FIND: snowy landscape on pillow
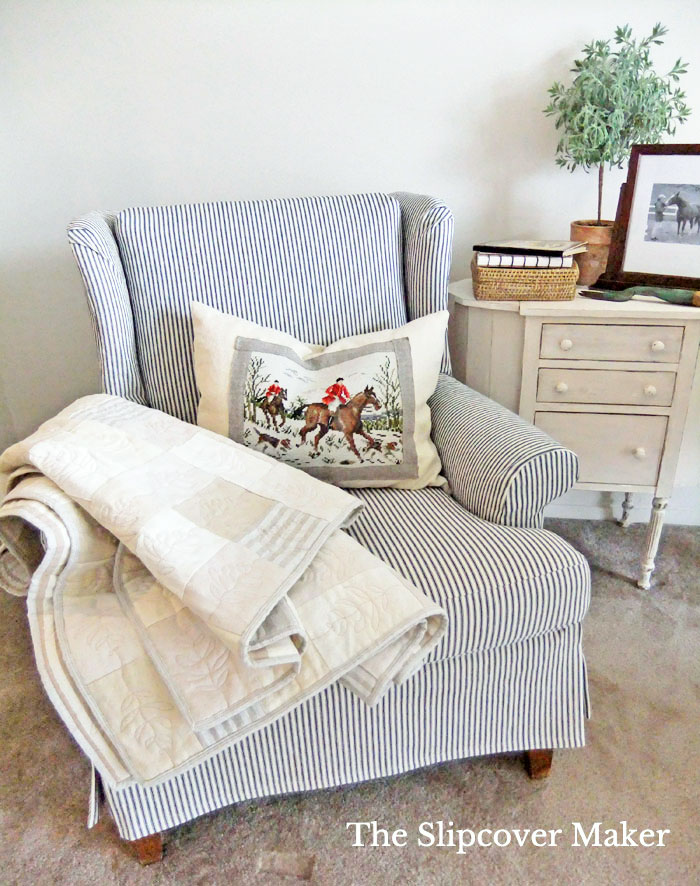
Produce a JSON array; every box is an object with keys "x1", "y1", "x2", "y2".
[{"x1": 240, "y1": 349, "x2": 405, "y2": 467}]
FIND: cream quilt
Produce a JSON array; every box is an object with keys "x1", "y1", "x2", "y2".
[{"x1": 0, "y1": 396, "x2": 446, "y2": 787}]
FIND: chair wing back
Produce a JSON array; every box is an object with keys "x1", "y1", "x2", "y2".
[{"x1": 68, "y1": 192, "x2": 453, "y2": 422}]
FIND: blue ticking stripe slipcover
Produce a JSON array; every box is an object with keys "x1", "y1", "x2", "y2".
[
  {"x1": 393, "y1": 192, "x2": 454, "y2": 374},
  {"x1": 67, "y1": 212, "x2": 148, "y2": 405},
  {"x1": 100, "y1": 487, "x2": 589, "y2": 841},
  {"x1": 430, "y1": 374, "x2": 580, "y2": 529},
  {"x1": 103, "y1": 623, "x2": 589, "y2": 841},
  {"x1": 114, "y1": 194, "x2": 407, "y2": 423},
  {"x1": 347, "y1": 487, "x2": 590, "y2": 663},
  {"x1": 67, "y1": 192, "x2": 454, "y2": 420},
  {"x1": 65, "y1": 192, "x2": 590, "y2": 844}
]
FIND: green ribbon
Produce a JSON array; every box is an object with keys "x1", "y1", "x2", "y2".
[{"x1": 582, "y1": 286, "x2": 700, "y2": 307}]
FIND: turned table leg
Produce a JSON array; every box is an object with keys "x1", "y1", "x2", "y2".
[
  {"x1": 638, "y1": 496, "x2": 668, "y2": 590},
  {"x1": 618, "y1": 492, "x2": 634, "y2": 528},
  {"x1": 128, "y1": 833, "x2": 163, "y2": 865},
  {"x1": 524, "y1": 749, "x2": 553, "y2": 780}
]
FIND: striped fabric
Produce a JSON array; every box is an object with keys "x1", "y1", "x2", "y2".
[
  {"x1": 100, "y1": 487, "x2": 589, "y2": 841},
  {"x1": 393, "y1": 192, "x2": 454, "y2": 374},
  {"x1": 347, "y1": 487, "x2": 589, "y2": 663},
  {"x1": 113, "y1": 194, "x2": 407, "y2": 422},
  {"x1": 430, "y1": 374, "x2": 580, "y2": 529},
  {"x1": 67, "y1": 212, "x2": 147, "y2": 405},
  {"x1": 67, "y1": 193, "x2": 453, "y2": 421},
  {"x1": 103, "y1": 622, "x2": 589, "y2": 841},
  {"x1": 64, "y1": 193, "x2": 590, "y2": 844}
]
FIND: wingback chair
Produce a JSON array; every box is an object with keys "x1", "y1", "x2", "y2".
[{"x1": 67, "y1": 192, "x2": 590, "y2": 863}]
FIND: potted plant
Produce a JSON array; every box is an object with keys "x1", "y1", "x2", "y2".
[{"x1": 544, "y1": 23, "x2": 691, "y2": 284}]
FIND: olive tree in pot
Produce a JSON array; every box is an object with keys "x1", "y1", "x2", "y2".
[{"x1": 545, "y1": 23, "x2": 690, "y2": 285}]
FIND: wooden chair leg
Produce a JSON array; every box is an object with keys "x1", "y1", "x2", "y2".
[
  {"x1": 128, "y1": 832, "x2": 163, "y2": 865},
  {"x1": 524, "y1": 748, "x2": 553, "y2": 780}
]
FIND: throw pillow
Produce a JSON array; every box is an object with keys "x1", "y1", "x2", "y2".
[{"x1": 192, "y1": 302, "x2": 448, "y2": 489}]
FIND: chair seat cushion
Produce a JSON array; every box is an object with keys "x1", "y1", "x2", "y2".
[
  {"x1": 114, "y1": 194, "x2": 407, "y2": 424},
  {"x1": 346, "y1": 487, "x2": 590, "y2": 662}
]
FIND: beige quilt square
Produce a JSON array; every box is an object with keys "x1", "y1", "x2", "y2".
[
  {"x1": 88, "y1": 657, "x2": 203, "y2": 781},
  {"x1": 175, "y1": 478, "x2": 276, "y2": 541},
  {"x1": 61, "y1": 593, "x2": 145, "y2": 684}
]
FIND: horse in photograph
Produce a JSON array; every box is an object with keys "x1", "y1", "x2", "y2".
[
  {"x1": 297, "y1": 386, "x2": 381, "y2": 461},
  {"x1": 667, "y1": 191, "x2": 700, "y2": 235},
  {"x1": 257, "y1": 389, "x2": 288, "y2": 429}
]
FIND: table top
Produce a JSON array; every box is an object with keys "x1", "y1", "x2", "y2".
[{"x1": 449, "y1": 278, "x2": 700, "y2": 321}]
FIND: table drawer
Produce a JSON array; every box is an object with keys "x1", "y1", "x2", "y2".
[
  {"x1": 540, "y1": 324, "x2": 683, "y2": 362},
  {"x1": 537, "y1": 368, "x2": 676, "y2": 406},
  {"x1": 534, "y1": 412, "x2": 667, "y2": 486}
]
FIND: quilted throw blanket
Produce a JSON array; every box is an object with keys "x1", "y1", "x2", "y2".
[{"x1": 0, "y1": 396, "x2": 445, "y2": 787}]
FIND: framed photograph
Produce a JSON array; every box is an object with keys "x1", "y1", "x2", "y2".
[{"x1": 596, "y1": 144, "x2": 700, "y2": 291}]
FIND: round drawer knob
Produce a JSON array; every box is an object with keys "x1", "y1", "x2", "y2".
[
  {"x1": 559, "y1": 339, "x2": 573, "y2": 351},
  {"x1": 644, "y1": 384, "x2": 657, "y2": 396},
  {"x1": 651, "y1": 340, "x2": 665, "y2": 352},
  {"x1": 555, "y1": 382, "x2": 569, "y2": 393},
  {"x1": 634, "y1": 447, "x2": 647, "y2": 460}
]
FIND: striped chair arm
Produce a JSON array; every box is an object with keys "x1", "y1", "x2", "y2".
[
  {"x1": 67, "y1": 212, "x2": 147, "y2": 405},
  {"x1": 429, "y1": 374, "x2": 579, "y2": 528}
]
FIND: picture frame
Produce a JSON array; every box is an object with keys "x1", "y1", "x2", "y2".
[{"x1": 595, "y1": 144, "x2": 700, "y2": 291}]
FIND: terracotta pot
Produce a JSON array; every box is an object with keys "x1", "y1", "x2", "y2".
[{"x1": 570, "y1": 220, "x2": 614, "y2": 286}]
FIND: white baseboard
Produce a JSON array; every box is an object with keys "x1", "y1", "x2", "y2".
[{"x1": 544, "y1": 486, "x2": 700, "y2": 526}]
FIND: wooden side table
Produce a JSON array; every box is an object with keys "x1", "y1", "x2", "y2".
[{"x1": 448, "y1": 279, "x2": 700, "y2": 589}]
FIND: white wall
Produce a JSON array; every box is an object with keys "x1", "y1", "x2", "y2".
[{"x1": 2, "y1": 0, "x2": 700, "y2": 518}]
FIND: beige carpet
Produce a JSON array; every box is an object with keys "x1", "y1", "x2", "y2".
[{"x1": 1, "y1": 518, "x2": 698, "y2": 885}]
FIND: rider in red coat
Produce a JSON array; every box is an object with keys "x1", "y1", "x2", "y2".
[
  {"x1": 322, "y1": 378, "x2": 350, "y2": 407},
  {"x1": 265, "y1": 380, "x2": 282, "y2": 402}
]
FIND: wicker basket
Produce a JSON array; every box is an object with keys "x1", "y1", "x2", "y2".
[{"x1": 471, "y1": 258, "x2": 578, "y2": 301}]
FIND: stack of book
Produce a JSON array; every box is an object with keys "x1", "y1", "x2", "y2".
[{"x1": 471, "y1": 239, "x2": 587, "y2": 301}]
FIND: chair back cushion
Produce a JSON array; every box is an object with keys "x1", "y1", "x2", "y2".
[{"x1": 114, "y1": 194, "x2": 407, "y2": 422}]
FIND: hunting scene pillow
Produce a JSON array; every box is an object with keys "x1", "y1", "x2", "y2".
[{"x1": 192, "y1": 303, "x2": 448, "y2": 489}]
